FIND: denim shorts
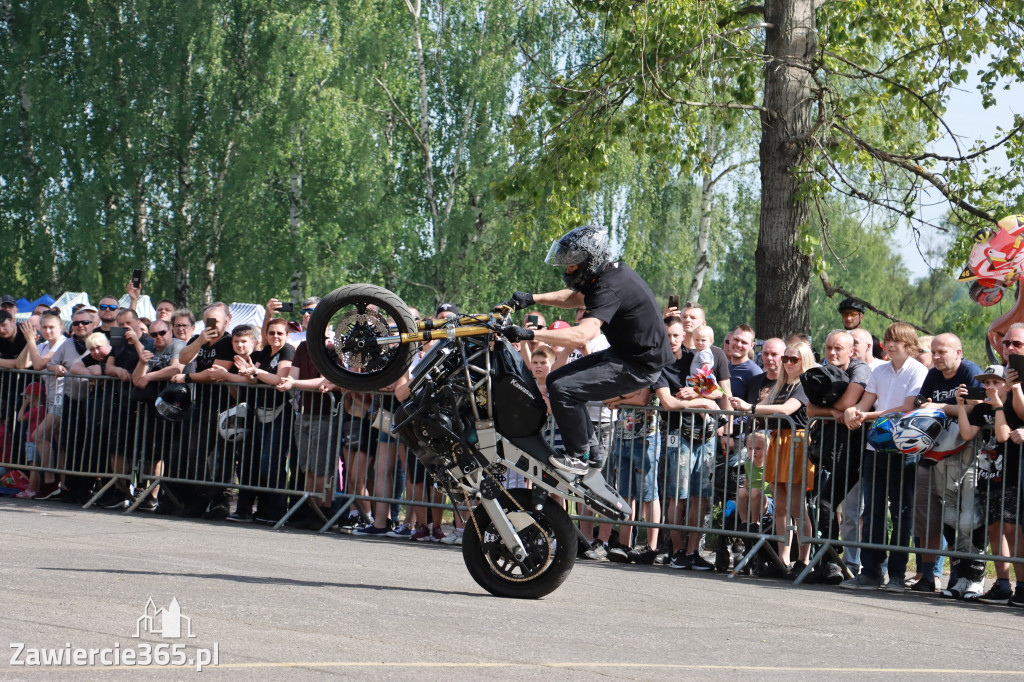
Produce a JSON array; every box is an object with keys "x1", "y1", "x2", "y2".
[
  {"x1": 611, "y1": 433, "x2": 660, "y2": 502},
  {"x1": 661, "y1": 429, "x2": 716, "y2": 500}
]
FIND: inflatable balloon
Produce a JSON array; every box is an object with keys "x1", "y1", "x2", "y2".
[{"x1": 959, "y1": 215, "x2": 1024, "y2": 306}]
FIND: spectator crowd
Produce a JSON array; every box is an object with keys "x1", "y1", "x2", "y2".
[{"x1": 1, "y1": 284, "x2": 1023, "y2": 609}]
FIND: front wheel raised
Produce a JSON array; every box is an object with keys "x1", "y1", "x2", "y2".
[
  {"x1": 462, "y1": 487, "x2": 576, "y2": 599},
  {"x1": 306, "y1": 284, "x2": 417, "y2": 392}
]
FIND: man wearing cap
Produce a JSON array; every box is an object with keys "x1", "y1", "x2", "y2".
[
  {"x1": 838, "y1": 297, "x2": 885, "y2": 361},
  {"x1": 0, "y1": 295, "x2": 17, "y2": 317}
]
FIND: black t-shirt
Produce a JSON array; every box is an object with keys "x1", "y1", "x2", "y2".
[
  {"x1": 111, "y1": 334, "x2": 155, "y2": 372},
  {"x1": 967, "y1": 403, "x2": 1022, "y2": 487},
  {"x1": 189, "y1": 333, "x2": 235, "y2": 372},
  {"x1": 0, "y1": 327, "x2": 27, "y2": 359},
  {"x1": 582, "y1": 262, "x2": 674, "y2": 372},
  {"x1": 652, "y1": 348, "x2": 695, "y2": 395},
  {"x1": 248, "y1": 344, "x2": 296, "y2": 410},
  {"x1": 917, "y1": 360, "x2": 983, "y2": 405}
]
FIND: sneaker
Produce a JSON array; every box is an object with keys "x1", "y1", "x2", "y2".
[
  {"x1": 40, "y1": 486, "x2": 72, "y2": 502},
  {"x1": 431, "y1": 525, "x2": 446, "y2": 542},
  {"x1": 627, "y1": 544, "x2": 658, "y2": 565},
  {"x1": 440, "y1": 528, "x2": 464, "y2": 545},
  {"x1": 690, "y1": 552, "x2": 715, "y2": 571},
  {"x1": 910, "y1": 576, "x2": 938, "y2": 593},
  {"x1": 410, "y1": 524, "x2": 431, "y2": 541},
  {"x1": 840, "y1": 573, "x2": 882, "y2": 590},
  {"x1": 804, "y1": 561, "x2": 844, "y2": 585},
  {"x1": 784, "y1": 560, "x2": 808, "y2": 581},
  {"x1": 386, "y1": 523, "x2": 413, "y2": 538},
  {"x1": 336, "y1": 513, "x2": 364, "y2": 534},
  {"x1": 962, "y1": 579, "x2": 985, "y2": 601},
  {"x1": 153, "y1": 501, "x2": 178, "y2": 516},
  {"x1": 1010, "y1": 586, "x2": 1024, "y2": 607},
  {"x1": 883, "y1": 576, "x2": 907, "y2": 593},
  {"x1": 607, "y1": 545, "x2": 631, "y2": 563},
  {"x1": 977, "y1": 583, "x2": 1013, "y2": 605},
  {"x1": 204, "y1": 502, "x2": 231, "y2": 520},
  {"x1": 227, "y1": 509, "x2": 254, "y2": 523},
  {"x1": 548, "y1": 452, "x2": 589, "y2": 476},
  {"x1": 36, "y1": 480, "x2": 59, "y2": 498},
  {"x1": 756, "y1": 562, "x2": 789, "y2": 579},
  {"x1": 15, "y1": 489, "x2": 37, "y2": 499},
  {"x1": 669, "y1": 550, "x2": 693, "y2": 569},
  {"x1": 942, "y1": 577, "x2": 969, "y2": 599},
  {"x1": 99, "y1": 491, "x2": 130, "y2": 509},
  {"x1": 583, "y1": 540, "x2": 608, "y2": 561},
  {"x1": 352, "y1": 524, "x2": 390, "y2": 537},
  {"x1": 136, "y1": 496, "x2": 158, "y2": 512}
]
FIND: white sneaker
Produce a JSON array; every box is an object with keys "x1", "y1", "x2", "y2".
[
  {"x1": 943, "y1": 577, "x2": 969, "y2": 599},
  {"x1": 963, "y1": 579, "x2": 985, "y2": 601},
  {"x1": 440, "y1": 528, "x2": 464, "y2": 545}
]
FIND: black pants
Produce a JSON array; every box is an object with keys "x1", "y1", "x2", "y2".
[
  {"x1": 812, "y1": 422, "x2": 863, "y2": 549},
  {"x1": 547, "y1": 348, "x2": 662, "y2": 457}
]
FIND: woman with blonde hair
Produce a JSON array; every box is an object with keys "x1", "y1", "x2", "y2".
[{"x1": 731, "y1": 341, "x2": 815, "y2": 578}]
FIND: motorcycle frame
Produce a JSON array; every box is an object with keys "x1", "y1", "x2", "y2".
[{"x1": 393, "y1": 314, "x2": 629, "y2": 525}]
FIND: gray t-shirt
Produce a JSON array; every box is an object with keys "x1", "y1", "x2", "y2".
[
  {"x1": 147, "y1": 339, "x2": 185, "y2": 373},
  {"x1": 49, "y1": 338, "x2": 90, "y2": 401}
]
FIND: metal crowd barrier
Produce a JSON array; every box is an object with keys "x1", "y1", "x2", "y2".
[
  {"x1": 0, "y1": 368, "x2": 341, "y2": 529},
  {"x1": 1, "y1": 368, "x2": 137, "y2": 507},
  {"x1": 12, "y1": 360, "x2": 1022, "y2": 594},
  {"x1": 801, "y1": 415, "x2": 1024, "y2": 585}
]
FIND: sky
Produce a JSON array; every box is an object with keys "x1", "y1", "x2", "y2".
[{"x1": 892, "y1": 69, "x2": 1023, "y2": 279}]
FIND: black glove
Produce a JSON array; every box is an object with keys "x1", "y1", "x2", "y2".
[
  {"x1": 502, "y1": 325, "x2": 535, "y2": 343},
  {"x1": 507, "y1": 292, "x2": 535, "y2": 311}
]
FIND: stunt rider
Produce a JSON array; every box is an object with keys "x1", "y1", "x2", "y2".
[{"x1": 503, "y1": 225, "x2": 675, "y2": 476}]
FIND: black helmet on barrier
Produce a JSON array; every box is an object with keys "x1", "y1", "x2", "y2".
[
  {"x1": 545, "y1": 225, "x2": 611, "y2": 292},
  {"x1": 155, "y1": 384, "x2": 193, "y2": 422}
]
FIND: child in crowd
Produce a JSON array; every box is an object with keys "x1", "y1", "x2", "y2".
[
  {"x1": 737, "y1": 431, "x2": 773, "y2": 527},
  {"x1": 689, "y1": 325, "x2": 723, "y2": 398},
  {"x1": 16, "y1": 382, "x2": 47, "y2": 499}
]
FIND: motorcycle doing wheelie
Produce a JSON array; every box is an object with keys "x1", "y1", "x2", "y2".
[{"x1": 307, "y1": 284, "x2": 631, "y2": 599}]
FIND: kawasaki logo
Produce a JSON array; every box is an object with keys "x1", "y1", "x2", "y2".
[{"x1": 508, "y1": 378, "x2": 534, "y2": 399}]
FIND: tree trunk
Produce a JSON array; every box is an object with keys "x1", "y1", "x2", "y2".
[
  {"x1": 687, "y1": 127, "x2": 715, "y2": 303},
  {"x1": 755, "y1": 0, "x2": 815, "y2": 338}
]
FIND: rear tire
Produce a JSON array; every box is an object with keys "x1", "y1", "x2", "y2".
[
  {"x1": 306, "y1": 284, "x2": 417, "y2": 392},
  {"x1": 462, "y1": 487, "x2": 576, "y2": 599}
]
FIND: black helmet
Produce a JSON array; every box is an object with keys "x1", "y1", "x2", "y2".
[
  {"x1": 837, "y1": 297, "x2": 865, "y2": 313},
  {"x1": 544, "y1": 225, "x2": 611, "y2": 292},
  {"x1": 155, "y1": 384, "x2": 193, "y2": 422}
]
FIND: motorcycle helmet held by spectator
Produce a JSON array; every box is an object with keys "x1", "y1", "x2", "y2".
[
  {"x1": 892, "y1": 408, "x2": 947, "y2": 456},
  {"x1": 218, "y1": 403, "x2": 248, "y2": 442},
  {"x1": 544, "y1": 225, "x2": 611, "y2": 292},
  {"x1": 867, "y1": 412, "x2": 901, "y2": 451},
  {"x1": 155, "y1": 384, "x2": 193, "y2": 422},
  {"x1": 800, "y1": 364, "x2": 849, "y2": 407}
]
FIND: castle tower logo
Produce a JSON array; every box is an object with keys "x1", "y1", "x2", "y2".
[{"x1": 134, "y1": 598, "x2": 196, "y2": 639}]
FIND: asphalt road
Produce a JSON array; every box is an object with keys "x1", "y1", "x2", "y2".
[{"x1": 2, "y1": 497, "x2": 1022, "y2": 680}]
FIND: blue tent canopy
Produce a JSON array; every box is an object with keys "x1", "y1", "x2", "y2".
[
  {"x1": 16, "y1": 298, "x2": 33, "y2": 313},
  {"x1": 32, "y1": 294, "x2": 55, "y2": 308}
]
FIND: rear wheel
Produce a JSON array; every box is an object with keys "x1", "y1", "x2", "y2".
[
  {"x1": 306, "y1": 284, "x2": 417, "y2": 392},
  {"x1": 462, "y1": 487, "x2": 576, "y2": 599}
]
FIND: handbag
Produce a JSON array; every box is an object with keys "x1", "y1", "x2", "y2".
[{"x1": 371, "y1": 407, "x2": 393, "y2": 433}]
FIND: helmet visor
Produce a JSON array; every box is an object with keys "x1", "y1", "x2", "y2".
[{"x1": 544, "y1": 238, "x2": 586, "y2": 267}]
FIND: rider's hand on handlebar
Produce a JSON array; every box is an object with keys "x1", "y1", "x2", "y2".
[
  {"x1": 502, "y1": 325, "x2": 535, "y2": 343},
  {"x1": 507, "y1": 292, "x2": 535, "y2": 311}
]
